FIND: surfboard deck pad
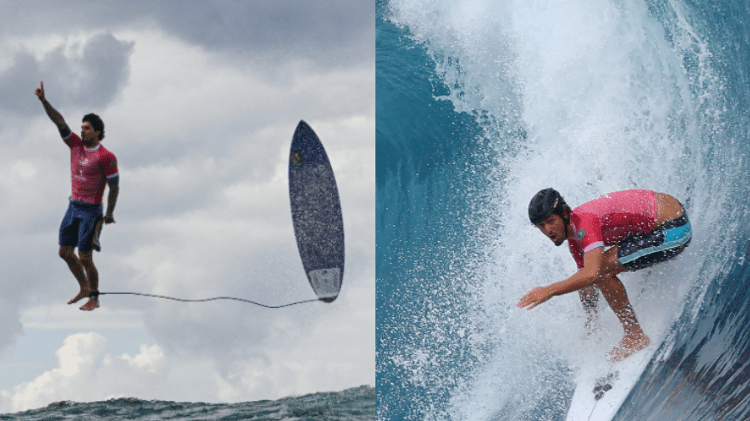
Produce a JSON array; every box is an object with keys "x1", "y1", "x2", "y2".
[{"x1": 566, "y1": 343, "x2": 657, "y2": 421}]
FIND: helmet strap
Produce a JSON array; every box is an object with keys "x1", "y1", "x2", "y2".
[{"x1": 558, "y1": 207, "x2": 571, "y2": 240}]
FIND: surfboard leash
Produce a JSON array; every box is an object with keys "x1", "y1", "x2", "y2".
[{"x1": 90, "y1": 291, "x2": 320, "y2": 309}]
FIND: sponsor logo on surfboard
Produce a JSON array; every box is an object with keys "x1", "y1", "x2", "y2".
[{"x1": 290, "y1": 150, "x2": 302, "y2": 167}]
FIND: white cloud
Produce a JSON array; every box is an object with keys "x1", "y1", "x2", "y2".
[
  {"x1": 215, "y1": 282, "x2": 376, "y2": 402},
  {"x1": 1, "y1": 332, "x2": 168, "y2": 413}
]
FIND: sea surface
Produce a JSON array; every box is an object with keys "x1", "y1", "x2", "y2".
[
  {"x1": 0, "y1": 386, "x2": 374, "y2": 421},
  {"x1": 377, "y1": 0, "x2": 750, "y2": 420}
]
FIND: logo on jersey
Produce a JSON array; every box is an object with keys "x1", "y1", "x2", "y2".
[
  {"x1": 576, "y1": 228, "x2": 586, "y2": 241},
  {"x1": 74, "y1": 168, "x2": 87, "y2": 181}
]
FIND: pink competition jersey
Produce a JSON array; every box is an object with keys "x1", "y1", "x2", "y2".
[
  {"x1": 568, "y1": 190, "x2": 657, "y2": 268},
  {"x1": 64, "y1": 132, "x2": 118, "y2": 204}
]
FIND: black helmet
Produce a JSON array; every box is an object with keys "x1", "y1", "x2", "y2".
[{"x1": 528, "y1": 188, "x2": 566, "y2": 224}]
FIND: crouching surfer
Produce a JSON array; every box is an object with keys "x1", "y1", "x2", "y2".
[{"x1": 517, "y1": 189, "x2": 691, "y2": 361}]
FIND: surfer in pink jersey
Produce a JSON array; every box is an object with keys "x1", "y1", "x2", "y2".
[
  {"x1": 518, "y1": 189, "x2": 692, "y2": 361},
  {"x1": 35, "y1": 81, "x2": 119, "y2": 311}
]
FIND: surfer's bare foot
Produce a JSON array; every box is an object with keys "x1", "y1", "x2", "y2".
[
  {"x1": 608, "y1": 332, "x2": 650, "y2": 362},
  {"x1": 79, "y1": 297, "x2": 100, "y2": 311},
  {"x1": 68, "y1": 289, "x2": 91, "y2": 305}
]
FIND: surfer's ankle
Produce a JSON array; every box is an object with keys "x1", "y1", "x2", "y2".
[
  {"x1": 67, "y1": 289, "x2": 91, "y2": 304},
  {"x1": 608, "y1": 333, "x2": 650, "y2": 361},
  {"x1": 626, "y1": 331, "x2": 649, "y2": 345}
]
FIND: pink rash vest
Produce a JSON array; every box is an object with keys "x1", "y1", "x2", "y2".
[
  {"x1": 64, "y1": 132, "x2": 119, "y2": 204},
  {"x1": 568, "y1": 190, "x2": 658, "y2": 269}
]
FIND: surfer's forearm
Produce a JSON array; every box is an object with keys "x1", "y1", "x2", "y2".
[
  {"x1": 39, "y1": 98, "x2": 64, "y2": 125},
  {"x1": 105, "y1": 179, "x2": 119, "y2": 220},
  {"x1": 549, "y1": 247, "x2": 607, "y2": 297},
  {"x1": 39, "y1": 98, "x2": 69, "y2": 134},
  {"x1": 519, "y1": 269, "x2": 601, "y2": 309},
  {"x1": 549, "y1": 270, "x2": 599, "y2": 297}
]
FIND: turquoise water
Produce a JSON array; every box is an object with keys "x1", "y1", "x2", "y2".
[{"x1": 377, "y1": 0, "x2": 750, "y2": 419}]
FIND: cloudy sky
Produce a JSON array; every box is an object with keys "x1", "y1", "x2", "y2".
[{"x1": 0, "y1": 0, "x2": 374, "y2": 413}]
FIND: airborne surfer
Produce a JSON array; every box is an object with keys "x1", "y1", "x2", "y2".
[
  {"x1": 35, "y1": 81, "x2": 119, "y2": 311},
  {"x1": 518, "y1": 189, "x2": 691, "y2": 361}
]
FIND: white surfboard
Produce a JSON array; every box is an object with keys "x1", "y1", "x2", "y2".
[{"x1": 565, "y1": 343, "x2": 657, "y2": 421}]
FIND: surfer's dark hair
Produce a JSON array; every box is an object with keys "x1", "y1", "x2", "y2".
[{"x1": 83, "y1": 113, "x2": 105, "y2": 140}]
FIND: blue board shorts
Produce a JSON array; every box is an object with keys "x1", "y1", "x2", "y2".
[
  {"x1": 617, "y1": 211, "x2": 692, "y2": 271},
  {"x1": 59, "y1": 199, "x2": 103, "y2": 252}
]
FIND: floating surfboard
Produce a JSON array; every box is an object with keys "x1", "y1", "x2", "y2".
[
  {"x1": 566, "y1": 343, "x2": 657, "y2": 421},
  {"x1": 288, "y1": 120, "x2": 345, "y2": 302}
]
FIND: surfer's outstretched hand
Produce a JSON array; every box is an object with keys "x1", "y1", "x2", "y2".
[{"x1": 518, "y1": 286, "x2": 553, "y2": 309}]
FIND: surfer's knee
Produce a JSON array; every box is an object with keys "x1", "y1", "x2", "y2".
[
  {"x1": 597, "y1": 272, "x2": 616, "y2": 286},
  {"x1": 59, "y1": 246, "x2": 76, "y2": 261},
  {"x1": 596, "y1": 274, "x2": 627, "y2": 299},
  {"x1": 78, "y1": 250, "x2": 94, "y2": 267}
]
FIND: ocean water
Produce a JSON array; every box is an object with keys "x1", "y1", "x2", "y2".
[
  {"x1": 376, "y1": 0, "x2": 750, "y2": 420},
  {"x1": 0, "y1": 386, "x2": 374, "y2": 420}
]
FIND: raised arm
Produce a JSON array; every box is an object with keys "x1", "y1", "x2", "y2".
[{"x1": 34, "y1": 81, "x2": 70, "y2": 137}]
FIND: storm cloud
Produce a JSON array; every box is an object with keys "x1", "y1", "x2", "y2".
[
  {"x1": 0, "y1": 32, "x2": 133, "y2": 115},
  {"x1": 0, "y1": 1, "x2": 373, "y2": 67}
]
